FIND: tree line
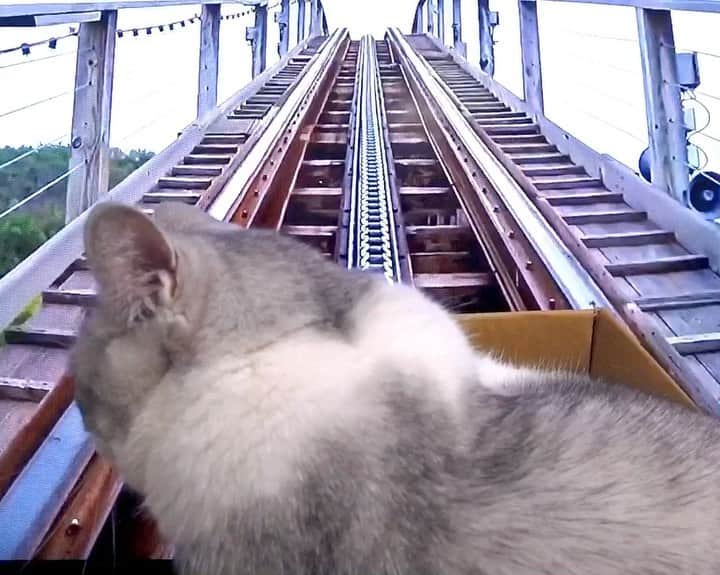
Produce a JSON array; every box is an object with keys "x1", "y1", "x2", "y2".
[{"x1": 0, "y1": 145, "x2": 153, "y2": 278}]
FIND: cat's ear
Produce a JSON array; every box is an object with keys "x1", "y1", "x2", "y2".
[{"x1": 85, "y1": 202, "x2": 177, "y2": 325}]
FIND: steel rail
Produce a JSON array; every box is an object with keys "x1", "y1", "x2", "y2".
[
  {"x1": 208, "y1": 29, "x2": 347, "y2": 220},
  {"x1": 388, "y1": 28, "x2": 610, "y2": 312}
]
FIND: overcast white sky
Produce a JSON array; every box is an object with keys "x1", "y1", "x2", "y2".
[{"x1": 1, "y1": 0, "x2": 719, "y2": 177}]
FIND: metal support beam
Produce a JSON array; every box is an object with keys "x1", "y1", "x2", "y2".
[
  {"x1": 478, "y1": 0, "x2": 495, "y2": 75},
  {"x1": 452, "y1": 0, "x2": 466, "y2": 57},
  {"x1": 310, "y1": 0, "x2": 321, "y2": 36},
  {"x1": 65, "y1": 10, "x2": 117, "y2": 222},
  {"x1": 427, "y1": 0, "x2": 437, "y2": 35},
  {"x1": 277, "y1": 0, "x2": 289, "y2": 57},
  {"x1": 248, "y1": 4, "x2": 267, "y2": 78},
  {"x1": 437, "y1": 0, "x2": 445, "y2": 43},
  {"x1": 322, "y1": 8, "x2": 328, "y2": 35},
  {"x1": 636, "y1": 8, "x2": 689, "y2": 203},
  {"x1": 518, "y1": 0, "x2": 544, "y2": 113},
  {"x1": 196, "y1": 3, "x2": 220, "y2": 118},
  {"x1": 297, "y1": 0, "x2": 306, "y2": 42}
]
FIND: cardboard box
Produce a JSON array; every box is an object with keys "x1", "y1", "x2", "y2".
[{"x1": 457, "y1": 309, "x2": 693, "y2": 408}]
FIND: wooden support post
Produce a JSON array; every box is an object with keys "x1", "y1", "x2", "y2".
[
  {"x1": 249, "y1": 4, "x2": 267, "y2": 78},
  {"x1": 310, "y1": 0, "x2": 321, "y2": 36},
  {"x1": 297, "y1": 0, "x2": 306, "y2": 42},
  {"x1": 452, "y1": 0, "x2": 466, "y2": 57},
  {"x1": 277, "y1": 0, "x2": 290, "y2": 57},
  {"x1": 415, "y1": 0, "x2": 426, "y2": 35},
  {"x1": 518, "y1": 0, "x2": 544, "y2": 113},
  {"x1": 322, "y1": 7, "x2": 329, "y2": 35},
  {"x1": 66, "y1": 10, "x2": 117, "y2": 222},
  {"x1": 437, "y1": 0, "x2": 445, "y2": 43},
  {"x1": 636, "y1": 8, "x2": 689, "y2": 203},
  {"x1": 196, "y1": 3, "x2": 220, "y2": 118},
  {"x1": 478, "y1": 0, "x2": 495, "y2": 75},
  {"x1": 427, "y1": 0, "x2": 437, "y2": 35}
]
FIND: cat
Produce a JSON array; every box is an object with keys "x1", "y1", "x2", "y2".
[{"x1": 71, "y1": 200, "x2": 720, "y2": 575}]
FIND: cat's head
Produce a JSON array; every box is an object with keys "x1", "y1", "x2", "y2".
[{"x1": 70, "y1": 201, "x2": 371, "y2": 456}]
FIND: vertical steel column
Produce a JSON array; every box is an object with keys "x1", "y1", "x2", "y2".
[
  {"x1": 66, "y1": 10, "x2": 117, "y2": 222},
  {"x1": 297, "y1": 0, "x2": 306, "y2": 42},
  {"x1": 196, "y1": 3, "x2": 221, "y2": 118},
  {"x1": 248, "y1": 4, "x2": 267, "y2": 78},
  {"x1": 478, "y1": 0, "x2": 495, "y2": 75},
  {"x1": 277, "y1": 0, "x2": 290, "y2": 57},
  {"x1": 437, "y1": 0, "x2": 445, "y2": 43},
  {"x1": 452, "y1": 0, "x2": 466, "y2": 57},
  {"x1": 637, "y1": 8, "x2": 689, "y2": 203},
  {"x1": 518, "y1": 0, "x2": 544, "y2": 113}
]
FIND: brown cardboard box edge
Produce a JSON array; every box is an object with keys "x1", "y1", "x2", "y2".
[{"x1": 457, "y1": 309, "x2": 693, "y2": 408}]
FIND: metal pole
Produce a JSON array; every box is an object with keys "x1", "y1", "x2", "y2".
[
  {"x1": 452, "y1": 0, "x2": 466, "y2": 57},
  {"x1": 518, "y1": 0, "x2": 544, "y2": 113},
  {"x1": 196, "y1": 3, "x2": 220, "y2": 118},
  {"x1": 637, "y1": 8, "x2": 689, "y2": 203},
  {"x1": 277, "y1": 0, "x2": 290, "y2": 57},
  {"x1": 66, "y1": 10, "x2": 117, "y2": 222},
  {"x1": 478, "y1": 0, "x2": 495, "y2": 75},
  {"x1": 297, "y1": 0, "x2": 306, "y2": 42}
]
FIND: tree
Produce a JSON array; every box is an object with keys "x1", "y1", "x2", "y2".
[{"x1": 0, "y1": 145, "x2": 154, "y2": 278}]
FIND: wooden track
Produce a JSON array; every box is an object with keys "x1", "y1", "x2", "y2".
[{"x1": 405, "y1": 33, "x2": 720, "y2": 410}]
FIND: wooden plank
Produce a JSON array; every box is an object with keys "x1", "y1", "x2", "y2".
[
  {"x1": 636, "y1": 290, "x2": 720, "y2": 311},
  {"x1": 65, "y1": 10, "x2": 117, "y2": 222},
  {"x1": 636, "y1": 8, "x2": 688, "y2": 202},
  {"x1": 532, "y1": 175, "x2": 602, "y2": 190},
  {"x1": 3, "y1": 327, "x2": 77, "y2": 348},
  {"x1": 197, "y1": 3, "x2": 220, "y2": 117},
  {"x1": 605, "y1": 254, "x2": 709, "y2": 276},
  {"x1": 518, "y1": 0, "x2": 543, "y2": 113},
  {"x1": 563, "y1": 209, "x2": 647, "y2": 225},
  {"x1": 42, "y1": 288, "x2": 96, "y2": 306},
  {"x1": 414, "y1": 272, "x2": 492, "y2": 289},
  {"x1": 545, "y1": 191, "x2": 622, "y2": 205},
  {"x1": 668, "y1": 333, "x2": 720, "y2": 355},
  {"x1": 157, "y1": 175, "x2": 212, "y2": 189},
  {"x1": 0, "y1": 377, "x2": 52, "y2": 402},
  {"x1": 582, "y1": 229, "x2": 674, "y2": 247}
]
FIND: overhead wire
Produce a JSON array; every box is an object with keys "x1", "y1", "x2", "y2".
[
  {"x1": 0, "y1": 163, "x2": 82, "y2": 222},
  {"x1": 0, "y1": 132, "x2": 70, "y2": 172},
  {"x1": 0, "y1": 83, "x2": 89, "y2": 121}
]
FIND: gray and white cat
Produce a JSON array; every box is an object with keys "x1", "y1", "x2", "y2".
[{"x1": 71, "y1": 201, "x2": 720, "y2": 575}]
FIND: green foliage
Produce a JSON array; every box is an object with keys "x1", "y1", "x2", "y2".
[{"x1": 0, "y1": 145, "x2": 154, "y2": 279}]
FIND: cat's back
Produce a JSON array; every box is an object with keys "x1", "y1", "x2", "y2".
[{"x1": 457, "y1": 375, "x2": 720, "y2": 575}]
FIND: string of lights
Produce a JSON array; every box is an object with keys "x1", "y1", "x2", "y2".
[{"x1": 0, "y1": 30, "x2": 78, "y2": 57}]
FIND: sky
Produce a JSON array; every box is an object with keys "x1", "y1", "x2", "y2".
[{"x1": 1, "y1": 0, "x2": 720, "y2": 183}]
